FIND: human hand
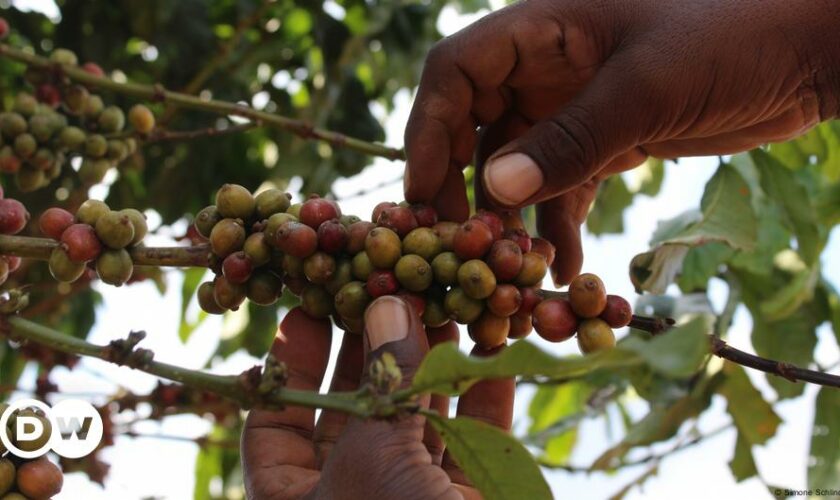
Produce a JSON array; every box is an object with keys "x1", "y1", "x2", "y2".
[
  {"x1": 241, "y1": 298, "x2": 514, "y2": 499},
  {"x1": 403, "y1": 0, "x2": 840, "y2": 284}
]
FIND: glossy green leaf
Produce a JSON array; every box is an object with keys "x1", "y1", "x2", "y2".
[
  {"x1": 808, "y1": 387, "x2": 840, "y2": 489},
  {"x1": 718, "y1": 364, "x2": 781, "y2": 445},
  {"x1": 620, "y1": 317, "x2": 709, "y2": 378},
  {"x1": 428, "y1": 415, "x2": 551, "y2": 500}
]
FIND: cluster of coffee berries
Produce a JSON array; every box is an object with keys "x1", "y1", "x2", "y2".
[
  {"x1": 0, "y1": 405, "x2": 64, "y2": 499},
  {"x1": 0, "y1": 191, "x2": 27, "y2": 287},
  {"x1": 532, "y1": 274, "x2": 631, "y2": 353},
  {"x1": 39, "y1": 199, "x2": 148, "y2": 286},
  {"x1": 0, "y1": 44, "x2": 155, "y2": 191}
]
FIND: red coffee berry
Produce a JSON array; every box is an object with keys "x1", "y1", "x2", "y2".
[
  {"x1": 518, "y1": 287, "x2": 542, "y2": 314},
  {"x1": 36, "y1": 83, "x2": 61, "y2": 108},
  {"x1": 82, "y1": 62, "x2": 105, "y2": 77},
  {"x1": 317, "y1": 218, "x2": 348, "y2": 254},
  {"x1": 299, "y1": 197, "x2": 341, "y2": 229},
  {"x1": 486, "y1": 239, "x2": 523, "y2": 282},
  {"x1": 377, "y1": 206, "x2": 418, "y2": 237},
  {"x1": 433, "y1": 221, "x2": 460, "y2": 251},
  {"x1": 0, "y1": 18, "x2": 8, "y2": 40},
  {"x1": 532, "y1": 299, "x2": 578, "y2": 342},
  {"x1": 222, "y1": 251, "x2": 253, "y2": 284},
  {"x1": 366, "y1": 269, "x2": 399, "y2": 298},
  {"x1": 274, "y1": 221, "x2": 318, "y2": 258},
  {"x1": 371, "y1": 201, "x2": 397, "y2": 222},
  {"x1": 508, "y1": 311, "x2": 533, "y2": 339},
  {"x1": 569, "y1": 273, "x2": 608, "y2": 318},
  {"x1": 600, "y1": 294, "x2": 633, "y2": 328},
  {"x1": 471, "y1": 210, "x2": 504, "y2": 240},
  {"x1": 452, "y1": 220, "x2": 494, "y2": 260},
  {"x1": 503, "y1": 228, "x2": 532, "y2": 253},
  {"x1": 345, "y1": 220, "x2": 375, "y2": 254},
  {"x1": 0, "y1": 198, "x2": 30, "y2": 234},
  {"x1": 4, "y1": 255, "x2": 21, "y2": 272},
  {"x1": 468, "y1": 311, "x2": 510, "y2": 349},
  {"x1": 396, "y1": 290, "x2": 426, "y2": 317},
  {"x1": 487, "y1": 284, "x2": 522, "y2": 317},
  {"x1": 409, "y1": 204, "x2": 438, "y2": 227},
  {"x1": 39, "y1": 207, "x2": 75, "y2": 240},
  {"x1": 531, "y1": 237, "x2": 556, "y2": 267},
  {"x1": 60, "y1": 223, "x2": 102, "y2": 262}
]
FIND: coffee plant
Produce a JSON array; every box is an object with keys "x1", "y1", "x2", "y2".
[{"x1": 0, "y1": 3, "x2": 838, "y2": 499}]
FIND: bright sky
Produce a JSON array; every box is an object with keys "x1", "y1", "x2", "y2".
[{"x1": 8, "y1": 2, "x2": 840, "y2": 499}]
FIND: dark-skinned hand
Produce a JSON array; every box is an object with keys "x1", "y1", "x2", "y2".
[
  {"x1": 404, "y1": 0, "x2": 840, "y2": 285},
  {"x1": 242, "y1": 297, "x2": 513, "y2": 499}
]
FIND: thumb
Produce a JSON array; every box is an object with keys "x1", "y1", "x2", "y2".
[
  {"x1": 481, "y1": 65, "x2": 647, "y2": 208},
  {"x1": 361, "y1": 295, "x2": 429, "y2": 393}
]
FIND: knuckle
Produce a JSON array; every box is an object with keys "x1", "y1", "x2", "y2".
[{"x1": 538, "y1": 106, "x2": 604, "y2": 178}]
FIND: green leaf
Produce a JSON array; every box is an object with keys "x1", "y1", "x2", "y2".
[
  {"x1": 527, "y1": 383, "x2": 588, "y2": 465},
  {"x1": 620, "y1": 317, "x2": 709, "y2": 378},
  {"x1": 587, "y1": 175, "x2": 633, "y2": 235},
  {"x1": 729, "y1": 431, "x2": 758, "y2": 482},
  {"x1": 808, "y1": 387, "x2": 840, "y2": 489},
  {"x1": 412, "y1": 340, "x2": 643, "y2": 396},
  {"x1": 718, "y1": 364, "x2": 781, "y2": 445},
  {"x1": 677, "y1": 243, "x2": 735, "y2": 293},
  {"x1": 428, "y1": 415, "x2": 551, "y2": 500},
  {"x1": 193, "y1": 437, "x2": 222, "y2": 500},
  {"x1": 750, "y1": 149, "x2": 821, "y2": 264},
  {"x1": 759, "y1": 264, "x2": 820, "y2": 321},
  {"x1": 179, "y1": 268, "x2": 209, "y2": 343},
  {"x1": 633, "y1": 157, "x2": 665, "y2": 196}
]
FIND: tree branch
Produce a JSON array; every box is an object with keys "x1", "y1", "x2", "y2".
[{"x1": 0, "y1": 44, "x2": 405, "y2": 161}]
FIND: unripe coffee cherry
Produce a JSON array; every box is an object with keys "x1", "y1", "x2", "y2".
[
  {"x1": 340, "y1": 215, "x2": 361, "y2": 227},
  {"x1": 325, "y1": 258, "x2": 353, "y2": 295},
  {"x1": 286, "y1": 203, "x2": 302, "y2": 218},
  {"x1": 457, "y1": 259, "x2": 496, "y2": 299},
  {"x1": 453, "y1": 220, "x2": 494, "y2": 260},
  {"x1": 433, "y1": 221, "x2": 459, "y2": 251},
  {"x1": 487, "y1": 284, "x2": 522, "y2": 317},
  {"x1": 409, "y1": 204, "x2": 438, "y2": 227},
  {"x1": 263, "y1": 212, "x2": 297, "y2": 243},
  {"x1": 502, "y1": 228, "x2": 532, "y2": 253},
  {"x1": 76, "y1": 199, "x2": 110, "y2": 226},
  {"x1": 303, "y1": 251, "x2": 336, "y2": 284},
  {"x1": 14, "y1": 93, "x2": 37, "y2": 116},
  {"x1": 197, "y1": 281, "x2": 226, "y2": 314},
  {"x1": 16, "y1": 168, "x2": 46, "y2": 192},
  {"x1": 514, "y1": 252, "x2": 548, "y2": 287},
  {"x1": 95, "y1": 248, "x2": 133, "y2": 286},
  {"x1": 334, "y1": 281, "x2": 371, "y2": 319},
  {"x1": 58, "y1": 125, "x2": 86, "y2": 150},
  {"x1": 317, "y1": 218, "x2": 348, "y2": 254},
  {"x1": 274, "y1": 221, "x2": 318, "y2": 258},
  {"x1": 95, "y1": 210, "x2": 135, "y2": 249},
  {"x1": 530, "y1": 238, "x2": 556, "y2": 267},
  {"x1": 128, "y1": 104, "x2": 156, "y2": 133},
  {"x1": 223, "y1": 251, "x2": 254, "y2": 284},
  {"x1": 402, "y1": 227, "x2": 442, "y2": 261},
  {"x1": 84, "y1": 94, "x2": 104, "y2": 118},
  {"x1": 282, "y1": 253, "x2": 304, "y2": 278},
  {"x1": 364, "y1": 227, "x2": 401, "y2": 269},
  {"x1": 63, "y1": 85, "x2": 89, "y2": 114},
  {"x1": 209, "y1": 218, "x2": 246, "y2": 258},
  {"x1": 300, "y1": 285, "x2": 334, "y2": 319},
  {"x1": 61, "y1": 223, "x2": 102, "y2": 262},
  {"x1": 532, "y1": 299, "x2": 578, "y2": 342},
  {"x1": 366, "y1": 269, "x2": 399, "y2": 297},
  {"x1": 16, "y1": 456, "x2": 63, "y2": 499},
  {"x1": 119, "y1": 208, "x2": 148, "y2": 246},
  {"x1": 508, "y1": 310, "x2": 533, "y2": 339},
  {"x1": 576, "y1": 318, "x2": 616, "y2": 353},
  {"x1": 486, "y1": 239, "x2": 523, "y2": 282},
  {"x1": 0, "y1": 198, "x2": 29, "y2": 234},
  {"x1": 431, "y1": 251, "x2": 461, "y2": 286},
  {"x1": 243, "y1": 232, "x2": 271, "y2": 267},
  {"x1": 468, "y1": 311, "x2": 510, "y2": 349},
  {"x1": 254, "y1": 189, "x2": 291, "y2": 219},
  {"x1": 371, "y1": 201, "x2": 397, "y2": 222},
  {"x1": 444, "y1": 287, "x2": 484, "y2": 324},
  {"x1": 600, "y1": 294, "x2": 632, "y2": 328},
  {"x1": 98, "y1": 105, "x2": 126, "y2": 132},
  {"x1": 422, "y1": 295, "x2": 450, "y2": 328},
  {"x1": 50, "y1": 47, "x2": 78, "y2": 65},
  {"x1": 471, "y1": 210, "x2": 504, "y2": 240},
  {"x1": 377, "y1": 206, "x2": 418, "y2": 237},
  {"x1": 394, "y1": 254, "x2": 433, "y2": 292},
  {"x1": 49, "y1": 247, "x2": 86, "y2": 282},
  {"x1": 346, "y1": 220, "x2": 375, "y2": 254},
  {"x1": 247, "y1": 271, "x2": 283, "y2": 306},
  {"x1": 13, "y1": 133, "x2": 36, "y2": 158},
  {"x1": 0, "y1": 458, "x2": 13, "y2": 496},
  {"x1": 84, "y1": 133, "x2": 108, "y2": 158},
  {"x1": 213, "y1": 276, "x2": 247, "y2": 311},
  {"x1": 351, "y1": 251, "x2": 374, "y2": 280},
  {"x1": 569, "y1": 273, "x2": 608, "y2": 318},
  {"x1": 216, "y1": 184, "x2": 255, "y2": 220},
  {"x1": 283, "y1": 275, "x2": 307, "y2": 295},
  {"x1": 39, "y1": 207, "x2": 74, "y2": 239},
  {"x1": 300, "y1": 197, "x2": 341, "y2": 229}
]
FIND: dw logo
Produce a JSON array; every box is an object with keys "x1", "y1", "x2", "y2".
[{"x1": 0, "y1": 398, "x2": 103, "y2": 459}]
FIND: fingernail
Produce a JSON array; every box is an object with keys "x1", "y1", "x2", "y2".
[
  {"x1": 483, "y1": 153, "x2": 544, "y2": 206},
  {"x1": 365, "y1": 296, "x2": 410, "y2": 350}
]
